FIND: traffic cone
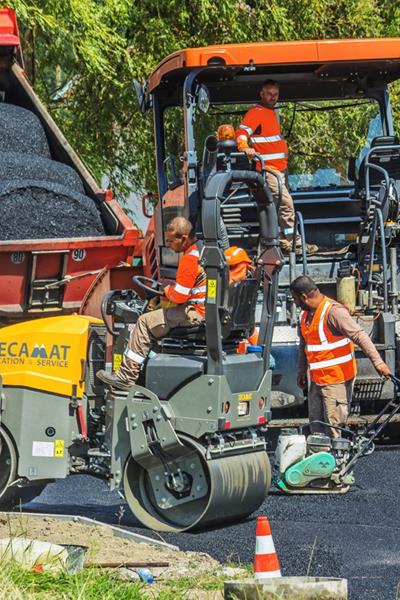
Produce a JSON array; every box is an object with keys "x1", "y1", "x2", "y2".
[{"x1": 253, "y1": 516, "x2": 281, "y2": 579}]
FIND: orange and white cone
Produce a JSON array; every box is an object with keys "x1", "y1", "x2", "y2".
[{"x1": 253, "y1": 516, "x2": 281, "y2": 579}]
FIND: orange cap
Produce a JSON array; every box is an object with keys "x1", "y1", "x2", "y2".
[{"x1": 224, "y1": 246, "x2": 252, "y2": 265}]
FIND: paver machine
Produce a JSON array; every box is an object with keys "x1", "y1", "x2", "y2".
[
  {"x1": 0, "y1": 129, "x2": 282, "y2": 531},
  {"x1": 135, "y1": 38, "x2": 400, "y2": 428}
]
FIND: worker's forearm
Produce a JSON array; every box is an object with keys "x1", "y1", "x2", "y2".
[
  {"x1": 328, "y1": 306, "x2": 384, "y2": 368},
  {"x1": 298, "y1": 333, "x2": 307, "y2": 374},
  {"x1": 164, "y1": 285, "x2": 187, "y2": 304},
  {"x1": 350, "y1": 329, "x2": 384, "y2": 367}
]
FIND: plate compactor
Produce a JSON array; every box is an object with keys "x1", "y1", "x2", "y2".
[
  {"x1": 274, "y1": 375, "x2": 400, "y2": 494},
  {"x1": 0, "y1": 170, "x2": 282, "y2": 531}
]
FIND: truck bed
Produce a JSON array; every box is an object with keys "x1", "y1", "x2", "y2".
[{"x1": 0, "y1": 12, "x2": 142, "y2": 322}]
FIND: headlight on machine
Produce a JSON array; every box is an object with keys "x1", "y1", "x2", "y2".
[{"x1": 238, "y1": 401, "x2": 250, "y2": 416}]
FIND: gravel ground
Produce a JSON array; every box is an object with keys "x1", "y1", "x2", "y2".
[
  {"x1": 25, "y1": 448, "x2": 400, "y2": 600},
  {"x1": 0, "y1": 515, "x2": 218, "y2": 579}
]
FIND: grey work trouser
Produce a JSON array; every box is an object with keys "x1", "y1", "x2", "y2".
[
  {"x1": 308, "y1": 378, "x2": 354, "y2": 438},
  {"x1": 117, "y1": 304, "x2": 204, "y2": 385},
  {"x1": 265, "y1": 170, "x2": 296, "y2": 242}
]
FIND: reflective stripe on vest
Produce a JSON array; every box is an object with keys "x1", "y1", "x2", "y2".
[
  {"x1": 235, "y1": 105, "x2": 288, "y2": 171},
  {"x1": 300, "y1": 297, "x2": 356, "y2": 385},
  {"x1": 174, "y1": 283, "x2": 191, "y2": 295},
  {"x1": 309, "y1": 353, "x2": 355, "y2": 371},
  {"x1": 238, "y1": 124, "x2": 253, "y2": 135},
  {"x1": 192, "y1": 285, "x2": 207, "y2": 294},
  {"x1": 259, "y1": 152, "x2": 288, "y2": 161},
  {"x1": 307, "y1": 337, "x2": 351, "y2": 352},
  {"x1": 251, "y1": 135, "x2": 283, "y2": 144}
]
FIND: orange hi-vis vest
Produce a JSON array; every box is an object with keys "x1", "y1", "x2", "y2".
[
  {"x1": 235, "y1": 105, "x2": 288, "y2": 172},
  {"x1": 164, "y1": 242, "x2": 206, "y2": 316},
  {"x1": 300, "y1": 296, "x2": 357, "y2": 385}
]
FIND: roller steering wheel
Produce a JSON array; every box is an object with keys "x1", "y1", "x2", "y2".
[{"x1": 132, "y1": 275, "x2": 165, "y2": 299}]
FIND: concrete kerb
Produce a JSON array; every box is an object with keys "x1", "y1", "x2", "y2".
[
  {"x1": 0, "y1": 511, "x2": 179, "y2": 552},
  {"x1": 224, "y1": 576, "x2": 348, "y2": 600}
]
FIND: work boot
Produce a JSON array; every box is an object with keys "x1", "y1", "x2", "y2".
[
  {"x1": 96, "y1": 355, "x2": 142, "y2": 390},
  {"x1": 280, "y1": 238, "x2": 319, "y2": 256},
  {"x1": 304, "y1": 243, "x2": 319, "y2": 255},
  {"x1": 96, "y1": 370, "x2": 131, "y2": 390}
]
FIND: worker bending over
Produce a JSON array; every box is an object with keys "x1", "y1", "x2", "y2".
[
  {"x1": 290, "y1": 275, "x2": 391, "y2": 437},
  {"x1": 235, "y1": 79, "x2": 317, "y2": 256},
  {"x1": 97, "y1": 216, "x2": 205, "y2": 390}
]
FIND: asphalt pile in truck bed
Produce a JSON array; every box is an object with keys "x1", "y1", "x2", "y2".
[{"x1": 0, "y1": 103, "x2": 106, "y2": 240}]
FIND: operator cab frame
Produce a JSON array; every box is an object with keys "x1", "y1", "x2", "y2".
[
  {"x1": 134, "y1": 39, "x2": 400, "y2": 417},
  {"x1": 136, "y1": 39, "x2": 400, "y2": 280}
]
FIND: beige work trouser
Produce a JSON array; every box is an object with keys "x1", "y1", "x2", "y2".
[
  {"x1": 117, "y1": 304, "x2": 204, "y2": 385},
  {"x1": 265, "y1": 171, "x2": 297, "y2": 246},
  {"x1": 308, "y1": 379, "x2": 354, "y2": 438}
]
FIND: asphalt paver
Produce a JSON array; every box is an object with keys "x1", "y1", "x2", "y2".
[{"x1": 28, "y1": 448, "x2": 400, "y2": 600}]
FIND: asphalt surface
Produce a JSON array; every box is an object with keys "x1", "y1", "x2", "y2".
[{"x1": 26, "y1": 448, "x2": 400, "y2": 600}]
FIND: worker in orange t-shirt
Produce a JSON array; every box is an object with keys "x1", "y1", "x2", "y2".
[
  {"x1": 97, "y1": 217, "x2": 205, "y2": 389},
  {"x1": 235, "y1": 80, "x2": 317, "y2": 256}
]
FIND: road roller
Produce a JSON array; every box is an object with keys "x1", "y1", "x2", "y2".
[{"x1": 0, "y1": 167, "x2": 282, "y2": 531}]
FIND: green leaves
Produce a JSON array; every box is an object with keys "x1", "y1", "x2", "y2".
[{"x1": 4, "y1": 0, "x2": 400, "y2": 199}]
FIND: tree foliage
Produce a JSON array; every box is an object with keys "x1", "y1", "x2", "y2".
[{"x1": 3, "y1": 0, "x2": 400, "y2": 197}]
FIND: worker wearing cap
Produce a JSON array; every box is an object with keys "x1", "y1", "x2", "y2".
[
  {"x1": 224, "y1": 245, "x2": 253, "y2": 283},
  {"x1": 235, "y1": 80, "x2": 317, "y2": 256},
  {"x1": 97, "y1": 216, "x2": 206, "y2": 390},
  {"x1": 290, "y1": 275, "x2": 391, "y2": 437}
]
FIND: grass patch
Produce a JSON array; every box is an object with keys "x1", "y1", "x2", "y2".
[
  {"x1": 157, "y1": 570, "x2": 226, "y2": 597},
  {"x1": 0, "y1": 561, "x2": 146, "y2": 600},
  {"x1": 0, "y1": 560, "x2": 240, "y2": 599}
]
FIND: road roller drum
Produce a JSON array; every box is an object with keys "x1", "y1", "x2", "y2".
[{"x1": 123, "y1": 434, "x2": 271, "y2": 532}]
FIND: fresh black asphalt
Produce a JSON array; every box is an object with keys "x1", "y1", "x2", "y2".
[
  {"x1": 27, "y1": 448, "x2": 400, "y2": 600},
  {"x1": 0, "y1": 103, "x2": 106, "y2": 240}
]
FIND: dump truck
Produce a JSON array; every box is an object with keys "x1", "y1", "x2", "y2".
[
  {"x1": 134, "y1": 38, "x2": 400, "y2": 427},
  {"x1": 0, "y1": 7, "x2": 142, "y2": 325}
]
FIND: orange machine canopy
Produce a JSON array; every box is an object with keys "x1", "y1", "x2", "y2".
[{"x1": 147, "y1": 38, "x2": 400, "y2": 102}]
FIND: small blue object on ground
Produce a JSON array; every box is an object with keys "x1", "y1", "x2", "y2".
[{"x1": 134, "y1": 567, "x2": 154, "y2": 583}]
